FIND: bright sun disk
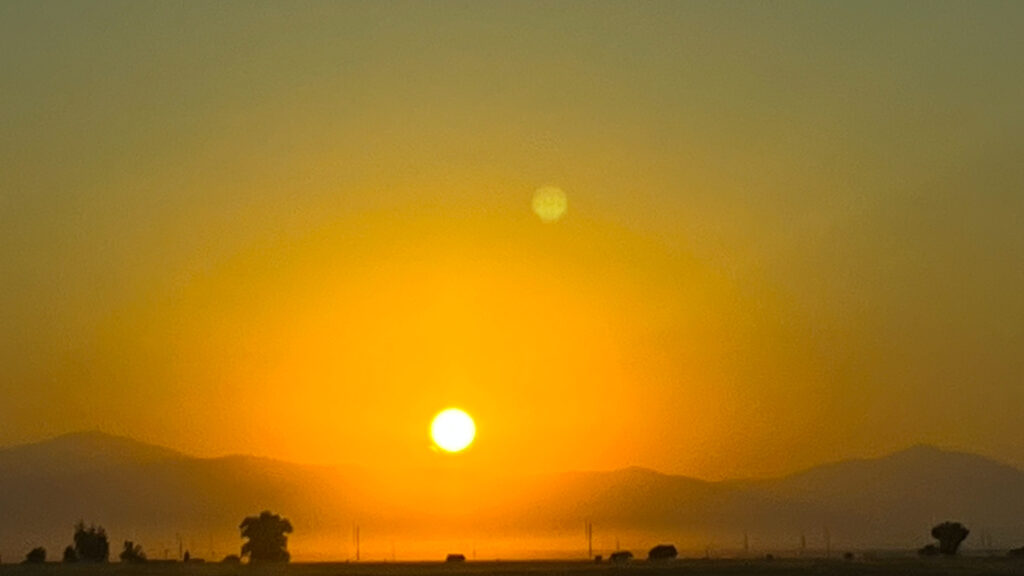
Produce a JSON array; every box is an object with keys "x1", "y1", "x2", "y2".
[{"x1": 430, "y1": 408, "x2": 476, "y2": 453}]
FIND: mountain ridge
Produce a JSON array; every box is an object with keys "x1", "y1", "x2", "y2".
[{"x1": 7, "y1": 430, "x2": 1017, "y2": 481}]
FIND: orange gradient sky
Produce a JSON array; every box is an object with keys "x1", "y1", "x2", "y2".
[{"x1": 1, "y1": 2, "x2": 1022, "y2": 480}]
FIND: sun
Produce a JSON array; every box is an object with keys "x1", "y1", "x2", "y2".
[{"x1": 430, "y1": 408, "x2": 476, "y2": 453}]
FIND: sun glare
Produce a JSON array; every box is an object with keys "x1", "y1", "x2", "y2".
[{"x1": 430, "y1": 408, "x2": 476, "y2": 453}]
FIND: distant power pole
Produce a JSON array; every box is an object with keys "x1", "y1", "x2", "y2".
[
  {"x1": 823, "y1": 527, "x2": 831, "y2": 559},
  {"x1": 585, "y1": 521, "x2": 593, "y2": 559},
  {"x1": 353, "y1": 525, "x2": 361, "y2": 562},
  {"x1": 743, "y1": 531, "x2": 749, "y2": 556}
]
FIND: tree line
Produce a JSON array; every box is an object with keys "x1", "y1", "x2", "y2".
[
  {"x1": 21, "y1": 511, "x2": 292, "y2": 565},
  {"x1": 18, "y1": 515, "x2": 1024, "y2": 564}
]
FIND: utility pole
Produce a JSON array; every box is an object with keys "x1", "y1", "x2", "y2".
[
  {"x1": 585, "y1": 521, "x2": 593, "y2": 559},
  {"x1": 353, "y1": 525, "x2": 361, "y2": 562}
]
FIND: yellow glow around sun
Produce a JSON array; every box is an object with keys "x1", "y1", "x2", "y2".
[{"x1": 431, "y1": 408, "x2": 476, "y2": 453}]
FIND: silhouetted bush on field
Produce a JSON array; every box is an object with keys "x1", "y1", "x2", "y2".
[
  {"x1": 119, "y1": 541, "x2": 147, "y2": 563},
  {"x1": 24, "y1": 547, "x2": 46, "y2": 564},
  {"x1": 610, "y1": 551, "x2": 633, "y2": 564},
  {"x1": 648, "y1": 544, "x2": 678, "y2": 561},
  {"x1": 1009, "y1": 546, "x2": 1024, "y2": 558}
]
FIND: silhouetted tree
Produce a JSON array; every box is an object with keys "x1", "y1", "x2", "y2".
[
  {"x1": 73, "y1": 521, "x2": 110, "y2": 563},
  {"x1": 240, "y1": 511, "x2": 292, "y2": 563},
  {"x1": 119, "y1": 541, "x2": 147, "y2": 564},
  {"x1": 62, "y1": 546, "x2": 78, "y2": 563},
  {"x1": 647, "y1": 544, "x2": 678, "y2": 561},
  {"x1": 930, "y1": 521, "x2": 969, "y2": 556},
  {"x1": 24, "y1": 547, "x2": 46, "y2": 564}
]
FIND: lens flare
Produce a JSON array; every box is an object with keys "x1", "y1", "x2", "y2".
[{"x1": 532, "y1": 186, "x2": 568, "y2": 223}]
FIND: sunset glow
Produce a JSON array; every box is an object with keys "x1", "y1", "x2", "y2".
[{"x1": 2, "y1": 1, "x2": 1023, "y2": 564}]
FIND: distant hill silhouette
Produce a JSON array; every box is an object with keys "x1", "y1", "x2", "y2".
[{"x1": 1, "y1": 432, "x2": 1022, "y2": 560}]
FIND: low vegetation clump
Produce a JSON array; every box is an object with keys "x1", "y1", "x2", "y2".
[
  {"x1": 648, "y1": 544, "x2": 678, "y2": 561},
  {"x1": 119, "y1": 541, "x2": 147, "y2": 564},
  {"x1": 24, "y1": 547, "x2": 46, "y2": 564},
  {"x1": 610, "y1": 551, "x2": 633, "y2": 564}
]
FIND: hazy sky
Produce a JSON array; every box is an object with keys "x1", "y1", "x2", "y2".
[{"x1": 2, "y1": 1, "x2": 1022, "y2": 480}]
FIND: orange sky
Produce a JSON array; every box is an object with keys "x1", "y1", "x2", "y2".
[{"x1": 1, "y1": 2, "x2": 1022, "y2": 480}]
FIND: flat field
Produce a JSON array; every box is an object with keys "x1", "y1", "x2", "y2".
[{"x1": 3, "y1": 559, "x2": 1024, "y2": 576}]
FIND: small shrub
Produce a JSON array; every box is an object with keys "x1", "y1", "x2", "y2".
[
  {"x1": 24, "y1": 547, "x2": 47, "y2": 564},
  {"x1": 610, "y1": 551, "x2": 633, "y2": 564},
  {"x1": 648, "y1": 544, "x2": 678, "y2": 561}
]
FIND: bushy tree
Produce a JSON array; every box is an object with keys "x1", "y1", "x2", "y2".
[
  {"x1": 24, "y1": 547, "x2": 47, "y2": 564},
  {"x1": 73, "y1": 521, "x2": 110, "y2": 563},
  {"x1": 930, "y1": 521, "x2": 970, "y2": 556},
  {"x1": 240, "y1": 511, "x2": 293, "y2": 563},
  {"x1": 119, "y1": 541, "x2": 147, "y2": 564}
]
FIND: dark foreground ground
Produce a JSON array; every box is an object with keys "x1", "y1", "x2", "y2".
[{"x1": 2, "y1": 559, "x2": 1023, "y2": 576}]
